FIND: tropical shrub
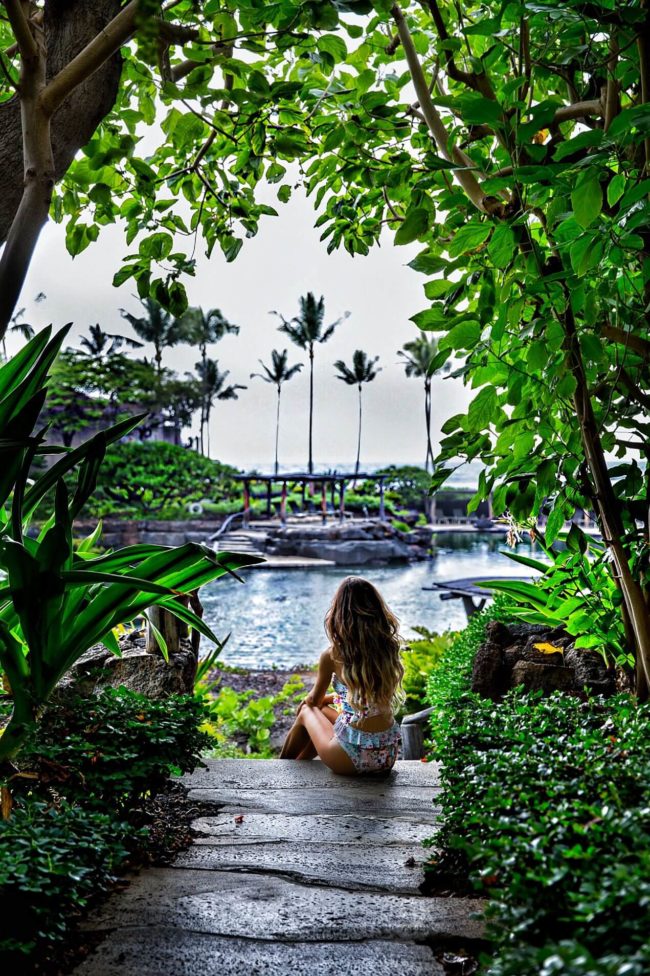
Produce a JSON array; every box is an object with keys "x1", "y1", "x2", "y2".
[
  {"x1": 85, "y1": 441, "x2": 240, "y2": 519},
  {"x1": 0, "y1": 327, "x2": 262, "y2": 766},
  {"x1": 425, "y1": 605, "x2": 650, "y2": 975},
  {"x1": 485, "y1": 530, "x2": 627, "y2": 667},
  {"x1": 198, "y1": 674, "x2": 306, "y2": 757},
  {"x1": 0, "y1": 800, "x2": 131, "y2": 958},
  {"x1": 13, "y1": 688, "x2": 212, "y2": 811},
  {"x1": 401, "y1": 628, "x2": 454, "y2": 713}
]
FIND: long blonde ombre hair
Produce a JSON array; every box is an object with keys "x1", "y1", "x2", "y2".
[{"x1": 325, "y1": 576, "x2": 404, "y2": 710}]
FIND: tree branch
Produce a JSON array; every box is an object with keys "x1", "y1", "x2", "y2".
[
  {"x1": 3, "y1": 0, "x2": 38, "y2": 62},
  {"x1": 618, "y1": 368, "x2": 650, "y2": 410},
  {"x1": 604, "y1": 33, "x2": 620, "y2": 131},
  {"x1": 391, "y1": 4, "x2": 491, "y2": 213},
  {"x1": 552, "y1": 99, "x2": 604, "y2": 124},
  {"x1": 419, "y1": 0, "x2": 495, "y2": 99},
  {"x1": 40, "y1": 0, "x2": 140, "y2": 115},
  {"x1": 602, "y1": 324, "x2": 650, "y2": 360},
  {"x1": 637, "y1": 1, "x2": 650, "y2": 174}
]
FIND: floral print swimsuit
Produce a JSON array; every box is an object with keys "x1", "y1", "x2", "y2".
[{"x1": 331, "y1": 676, "x2": 401, "y2": 774}]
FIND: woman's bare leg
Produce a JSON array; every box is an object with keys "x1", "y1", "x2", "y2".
[
  {"x1": 280, "y1": 705, "x2": 337, "y2": 760},
  {"x1": 298, "y1": 706, "x2": 357, "y2": 776},
  {"x1": 295, "y1": 706, "x2": 337, "y2": 759}
]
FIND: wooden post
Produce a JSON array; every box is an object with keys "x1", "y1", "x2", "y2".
[
  {"x1": 330, "y1": 479, "x2": 336, "y2": 510},
  {"x1": 146, "y1": 603, "x2": 187, "y2": 657},
  {"x1": 321, "y1": 480, "x2": 327, "y2": 523},
  {"x1": 280, "y1": 481, "x2": 287, "y2": 525},
  {"x1": 379, "y1": 477, "x2": 386, "y2": 522},
  {"x1": 243, "y1": 480, "x2": 250, "y2": 527},
  {"x1": 401, "y1": 706, "x2": 434, "y2": 760},
  {"x1": 339, "y1": 479, "x2": 346, "y2": 521},
  {"x1": 266, "y1": 480, "x2": 272, "y2": 517}
]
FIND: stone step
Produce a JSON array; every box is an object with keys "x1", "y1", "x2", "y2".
[
  {"x1": 78, "y1": 868, "x2": 486, "y2": 943},
  {"x1": 72, "y1": 929, "x2": 445, "y2": 976}
]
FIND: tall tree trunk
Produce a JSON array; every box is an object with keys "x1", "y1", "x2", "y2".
[
  {"x1": 205, "y1": 402, "x2": 211, "y2": 458},
  {"x1": 562, "y1": 303, "x2": 650, "y2": 698},
  {"x1": 424, "y1": 379, "x2": 434, "y2": 472},
  {"x1": 0, "y1": 0, "x2": 124, "y2": 334},
  {"x1": 308, "y1": 345, "x2": 314, "y2": 475},
  {"x1": 355, "y1": 384, "x2": 362, "y2": 477},
  {"x1": 275, "y1": 386, "x2": 281, "y2": 477}
]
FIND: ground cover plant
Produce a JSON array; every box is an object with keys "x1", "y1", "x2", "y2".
[
  {"x1": 0, "y1": 687, "x2": 212, "y2": 965},
  {"x1": 197, "y1": 671, "x2": 307, "y2": 757},
  {"x1": 425, "y1": 605, "x2": 650, "y2": 975}
]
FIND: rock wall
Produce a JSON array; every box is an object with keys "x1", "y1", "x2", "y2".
[
  {"x1": 264, "y1": 521, "x2": 432, "y2": 564},
  {"x1": 471, "y1": 620, "x2": 618, "y2": 699},
  {"x1": 73, "y1": 518, "x2": 220, "y2": 548}
]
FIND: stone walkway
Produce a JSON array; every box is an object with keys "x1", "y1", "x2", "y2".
[{"x1": 74, "y1": 759, "x2": 484, "y2": 975}]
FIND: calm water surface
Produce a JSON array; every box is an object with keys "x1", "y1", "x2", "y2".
[{"x1": 200, "y1": 532, "x2": 545, "y2": 669}]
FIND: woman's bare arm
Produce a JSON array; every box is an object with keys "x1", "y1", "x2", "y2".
[{"x1": 304, "y1": 649, "x2": 334, "y2": 708}]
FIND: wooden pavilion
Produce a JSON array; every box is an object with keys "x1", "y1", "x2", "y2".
[{"x1": 232, "y1": 472, "x2": 389, "y2": 526}]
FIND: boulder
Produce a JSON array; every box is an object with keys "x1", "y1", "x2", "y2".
[
  {"x1": 293, "y1": 539, "x2": 412, "y2": 564},
  {"x1": 510, "y1": 661, "x2": 575, "y2": 694},
  {"x1": 57, "y1": 633, "x2": 198, "y2": 700},
  {"x1": 564, "y1": 648, "x2": 616, "y2": 695},
  {"x1": 471, "y1": 641, "x2": 505, "y2": 700}
]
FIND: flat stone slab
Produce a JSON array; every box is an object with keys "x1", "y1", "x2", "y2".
[
  {"x1": 81, "y1": 868, "x2": 485, "y2": 943},
  {"x1": 185, "y1": 758, "x2": 440, "y2": 790},
  {"x1": 188, "y1": 785, "x2": 441, "y2": 819},
  {"x1": 74, "y1": 757, "x2": 483, "y2": 975},
  {"x1": 73, "y1": 929, "x2": 444, "y2": 976},
  {"x1": 192, "y1": 812, "x2": 437, "y2": 845},
  {"x1": 175, "y1": 840, "x2": 428, "y2": 893}
]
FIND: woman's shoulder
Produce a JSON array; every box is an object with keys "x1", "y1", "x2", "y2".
[{"x1": 318, "y1": 647, "x2": 335, "y2": 670}]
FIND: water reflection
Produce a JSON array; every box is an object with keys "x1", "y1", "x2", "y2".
[{"x1": 201, "y1": 532, "x2": 546, "y2": 669}]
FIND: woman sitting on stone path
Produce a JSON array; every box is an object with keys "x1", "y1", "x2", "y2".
[{"x1": 280, "y1": 576, "x2": 404, "y2": 775}]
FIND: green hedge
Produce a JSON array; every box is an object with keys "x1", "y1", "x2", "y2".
[
  {"x1": 1, "y1": 688, "x2": 211, "y2": 962},
  {"x1": 425, "y1": 606, "x2": 650, "y2": 975}
]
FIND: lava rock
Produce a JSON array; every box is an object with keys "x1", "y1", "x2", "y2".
[
  {"x1": 510, "y1": 661, "x2": 575, "y2": 694},
  {"x1": 471, "y1": 641, "x2": 505, "y2": 700}
]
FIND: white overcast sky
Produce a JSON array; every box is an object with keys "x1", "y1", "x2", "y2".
[{"x1": 12, "y1": 183, "x2": 473, "y2": 474}]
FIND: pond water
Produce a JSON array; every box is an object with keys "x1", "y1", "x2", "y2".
[{"x1": 200, "y1": 532, "x2": 546, "y2": 670}]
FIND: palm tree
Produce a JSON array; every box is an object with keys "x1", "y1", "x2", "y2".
[
  {"x1": 178, "y1": 307, "x2": 239, "y2": 451},
  {"x1": 79, "y1": 323, "x2": 143, "y2": 360},
  {"x1": 194, "y1": 357, "x2": 246, "y2": 457},
  {"x1": 119, "y1": 298, "x2": 188, "y2": 376},
  {"x1": 251, "y1": 349, "x2": 303, "y2": 476},
  {"x1": 180, "y1": 306, "x2": 239, "y2": 367},
  {"x1": 398, "y1": 332, "x2": 444, "y2": 472},
  {"x1": 273, "y1": 292, "x2": 348, "y2": 474},
  {"x1": 1, "y1": 302, "x2": 38, "y2": 359},
  {"x1": 333, "y1": 350, "x2": 381, "y2": 476}
]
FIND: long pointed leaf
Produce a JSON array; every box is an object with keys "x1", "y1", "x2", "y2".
[
  {"x1": 22, "y1": 413, "x2": 147, "y2": 520},
  {"x1": 155, "y1": 597, "x2": 226, "y2": 648},
  {"x1": 61, "y1": 569, "x2": 177, "y2": 596}
]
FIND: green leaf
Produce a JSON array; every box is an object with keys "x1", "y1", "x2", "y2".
[
  {"x1": 545, "y1": 503, "x2": 566, "y2": 546},
  {"x1": 467, "y1": 386, "x2": 499, "y2": 431},
  {"x1": 488, "y1": 224, "x2": 516, "y2": 268},
  {"x1": 607, "y1": 173, "x2": 625, "y2": 207},
  {"x1": 394, "y1": 208, "x2": 430, "y2": 245},
  {"x1": 571, "y1": 175, "x2": 602, "y2": 229},
  {"x1": 448, "y1": 223, "x2": 491, "y2": 258},
  {"x1": 440, "y1": 319, "x2": 482, "y2": 351}
]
